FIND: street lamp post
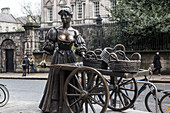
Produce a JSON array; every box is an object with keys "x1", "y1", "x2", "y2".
[{"x1": 96, "y1": 15, "x2": 103, "y2": 48}]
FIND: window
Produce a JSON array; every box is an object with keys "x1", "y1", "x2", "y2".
[
  {"x1": 94, "y1": 2, "x2": 100, "y2": 17},
  {"x1": 0, "y1": 26, "x2": 2, "y2": 31},
  {"x1": 110, "y1": 0, "x2": 114, "y2": 8},
  {"x1": 77, "y1": 1, "x2": 82, "y2": 19},
  {"x1": 47, "y1": 8, "x2": 53, "y2": 21},
  {"x1": 13, "y1": 27, "x2": 16, "y2": 30},
  {"x1": 6, "y1": 26, "x2": 9, "y2": 32}
]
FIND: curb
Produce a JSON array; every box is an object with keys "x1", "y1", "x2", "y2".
[
  {"x1": 0, "y1": 77, "x2": 47, "y2": 80},
  {"x1": 0, "y1": 76, "x2": 170, "y2": 83},
  {"x1": 149, "y1": 80, "x2": 170, "y2": 83}
]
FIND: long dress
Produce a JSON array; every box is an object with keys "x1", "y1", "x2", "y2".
[{"x1": 39, "y1": 27, "x2": 87, "y2": 113}]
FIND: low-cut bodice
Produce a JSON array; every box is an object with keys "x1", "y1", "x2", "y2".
[{"x1": 43, "y1": 27, "x2": 86, "y2": 56}]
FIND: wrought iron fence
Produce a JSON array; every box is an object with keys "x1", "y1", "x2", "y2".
[
  {"x1": 120, "y1": 33, "x2": 170, "y2": 51},
  {"x1": 38, "y1": 24, "x2": 170, "y2": 51}
]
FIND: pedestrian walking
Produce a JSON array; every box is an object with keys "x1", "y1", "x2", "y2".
[
  {"x1": 152, "y1": 52, "x2": 162, "y2": 76},
  {"x1": 29, "y1": 56, "x2": 35, "y2": 73},
  {"x1": 25, "y1": 56, "x2": 30, "y2": 74},
  {"x1": 22, "y1": 55, "x2": 27, "y2": 76}
]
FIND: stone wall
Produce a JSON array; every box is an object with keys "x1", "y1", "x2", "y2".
[
  {"x1": 0, "y1": 32, "x2": 25, "y2": 72},
  {"x1": 33, "y1": 51, "x2": 170, "y2": 74},
  {"x1": 126, "y1": 51, "x2": 170, "y2": 74}
]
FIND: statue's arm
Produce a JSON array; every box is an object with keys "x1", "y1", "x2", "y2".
[
  {"x1": 43, "y1": 28, "x2": 58, "y2": 55},
  {"x1": 40, "y1": 28, "x2": 58, "y2": 67},
  {"x1": 74, "y1": 32, "x2": 87, "y2": 57}
]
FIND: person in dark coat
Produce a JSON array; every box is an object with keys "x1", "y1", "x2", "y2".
[
  {"x1": 25, "y1": 56, "x2": 30, "y2": 74},
  {"x1": 39, "y1": 6, "x2": 87, "y2": 113},
  {"x1": 152, "y1": 52, "x2": 162, "y2": 76},
  {"x1": 22, "y1": 55, "x2": 27, "y2": 76}
]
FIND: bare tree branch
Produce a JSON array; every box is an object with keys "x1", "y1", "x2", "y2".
[{"x1": 21, "y1": 1, "x2": 41, "y2": 25}]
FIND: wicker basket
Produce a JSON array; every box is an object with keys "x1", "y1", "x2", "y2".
[
  {"x1": 94, "y1": 48, "x2": 103, "y2": 59},
  {"x1": 115, "y1": 50, "x2": 129, "y2": 60},
  {"x1": 101, "y1": 44, "x2": 126, "y2": 64},
  {"x1": 83, "y1": 51, "x2": 108, "y2": 69},
  {"x1": 101, "y1": 47, "x2": 114, "y2": 64},
  {"x1": 109, "y1": 52, "x2": 141, "y2": 73}
]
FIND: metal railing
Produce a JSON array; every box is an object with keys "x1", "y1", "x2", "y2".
[{"x1": 137, "y1": 81, "x2": 158, "y2": 113}]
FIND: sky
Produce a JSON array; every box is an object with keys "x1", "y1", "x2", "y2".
[{"x1": 0, "y1": 0, "x2": 41, "y2": 17}]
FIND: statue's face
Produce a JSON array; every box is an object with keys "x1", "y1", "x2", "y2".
[{"x1": 60, "y1": 11, "x2": 71, "y2": 24}]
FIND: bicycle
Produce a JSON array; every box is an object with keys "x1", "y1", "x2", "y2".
[
  {"x1": 135, "y1": 68, "x2": 170, "y2": 113},
  {"x1": 145, "y1": 88, "x2": 170, "y2": 113},
  {"x1": 159, "y1": 92, "x2": 170, "y2": 113},
  {"x1": 0, "y1": 84, "x2": 9, "y2": 107}
]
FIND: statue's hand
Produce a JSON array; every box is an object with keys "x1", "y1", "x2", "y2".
[
  {"x1": 39, "y1": 60, "x2": 46, "y2": 68},
  {"x1": 81, "y1": 52, "x2": 85, "y2": 58}
]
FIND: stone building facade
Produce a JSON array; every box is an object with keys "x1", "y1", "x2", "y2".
[
  {"x1": 0, "y1": 25, "x2": 40, "y2": 73},
  {"x1": 0, "y1": 7, "x2": 41, "y2": 72},
  {"x1": 0, "y1": 7, "x2": 24, "y2": 32},
  {"x1": 0, "y1": 32, "x2": 24, "y2": 72},
  {"x1": 41, "y1": 0, "x2": 112, "y2": 27}
]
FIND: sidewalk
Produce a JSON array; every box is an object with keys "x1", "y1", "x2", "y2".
[
  {"x1": 0, "y1": 72, "x2": 169, "y2": 83},
  {"x1": 0, "y1": 73, "x2": 48, "y2": 80},
  {"x1": 0, "y1": 101, "x2": 150, "y2": 113}
]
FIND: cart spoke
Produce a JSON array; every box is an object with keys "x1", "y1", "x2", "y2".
[
  {"x1": 87, "y1": 74, "x2": 95, "y2": 90},
  {"x1": 87, "y1": 99, "x2": 96, "y2": 113},
  {"x1": 82, "y1": 71, "x2": 86, "y2": 90},
  {"x1": 89, "y1": 96, "x2": 104, "y2": 107},
  {"x1": 68, "y1": 83, "x2": 81, "y2": 93},
  {"x1": 89, "y1": 93, "x2": 105, "y2": 96},
  {"x1": 120, "y1": 90, "x2": 132, "y2": 102},
  {"x1": 78, "y1": 100, "x2": 84, "y2": 113},
  {"x1": 119, "y1": 79, "x2": 133, "y2": 86},
  {"x1": 66, "y1": 94, "x2": 80, "y2": 96},
  {"x1": 69, "y1": 97, "x2": 82, "y2": 107},
  {"x1": 117, "y1": 77, "x2": 123, "y2": 85},
  {"x1": 110, "y1": 90, "x2": 115, "y2": 98},
  {"x1": 119, "y1": 87, "x2": 135, "y2": 92},
  {"x1": 74, "y1": 74, "x2": 83, "y2": 90},
  {"x1": 88, "y1": 81, "x2": 102, "y2": 92},
  {"x1": 118, "y1": 92, "x2": 125, "y2": 107},
  {"x1": 113, "y1": 92, "x2": 117, "y2": 107},
  {"x1": 85, "y1": 102, "x2": 88, "y2": 113}
]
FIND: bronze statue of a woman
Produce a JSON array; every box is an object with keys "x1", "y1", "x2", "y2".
[{"x1": 39, "y1": 6, "x2": 86, "y2": 113}]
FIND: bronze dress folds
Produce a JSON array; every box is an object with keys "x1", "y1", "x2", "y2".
[{"x1": 39, "y1": 27, "x2": 87, "y2": 113}]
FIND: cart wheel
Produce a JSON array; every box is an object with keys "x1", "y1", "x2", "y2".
[
  {"x1": 99, "y1": 77, "x2": 138, "y2": 111},
  {"x1": 64, "y1": 67, "x2": 109, "y2": 113}
]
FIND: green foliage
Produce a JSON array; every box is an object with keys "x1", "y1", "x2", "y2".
[
  {"x1": 102, "y1": 25, "x2": 125, "y2": 48},
  {"x1": 106, "y1": 0, "x2": 170, "y2": 36},
  {"x1": 72, "y1": 43, "x2": 76, "y2": 52},
  {"x1": 87, "y1": 28, "x2": 98, "y2": 50},
  {"x1": 38, "y1": 43, "x2": 41, "y2": 49}
]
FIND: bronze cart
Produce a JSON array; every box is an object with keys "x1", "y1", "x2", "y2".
[{"x1": 44, "y1": 62, "x2": 149, "y2": 113}]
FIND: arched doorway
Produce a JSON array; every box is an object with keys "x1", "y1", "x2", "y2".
[{"x1": 1, "y1": 39, "x2": 15, "y2": 72}]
